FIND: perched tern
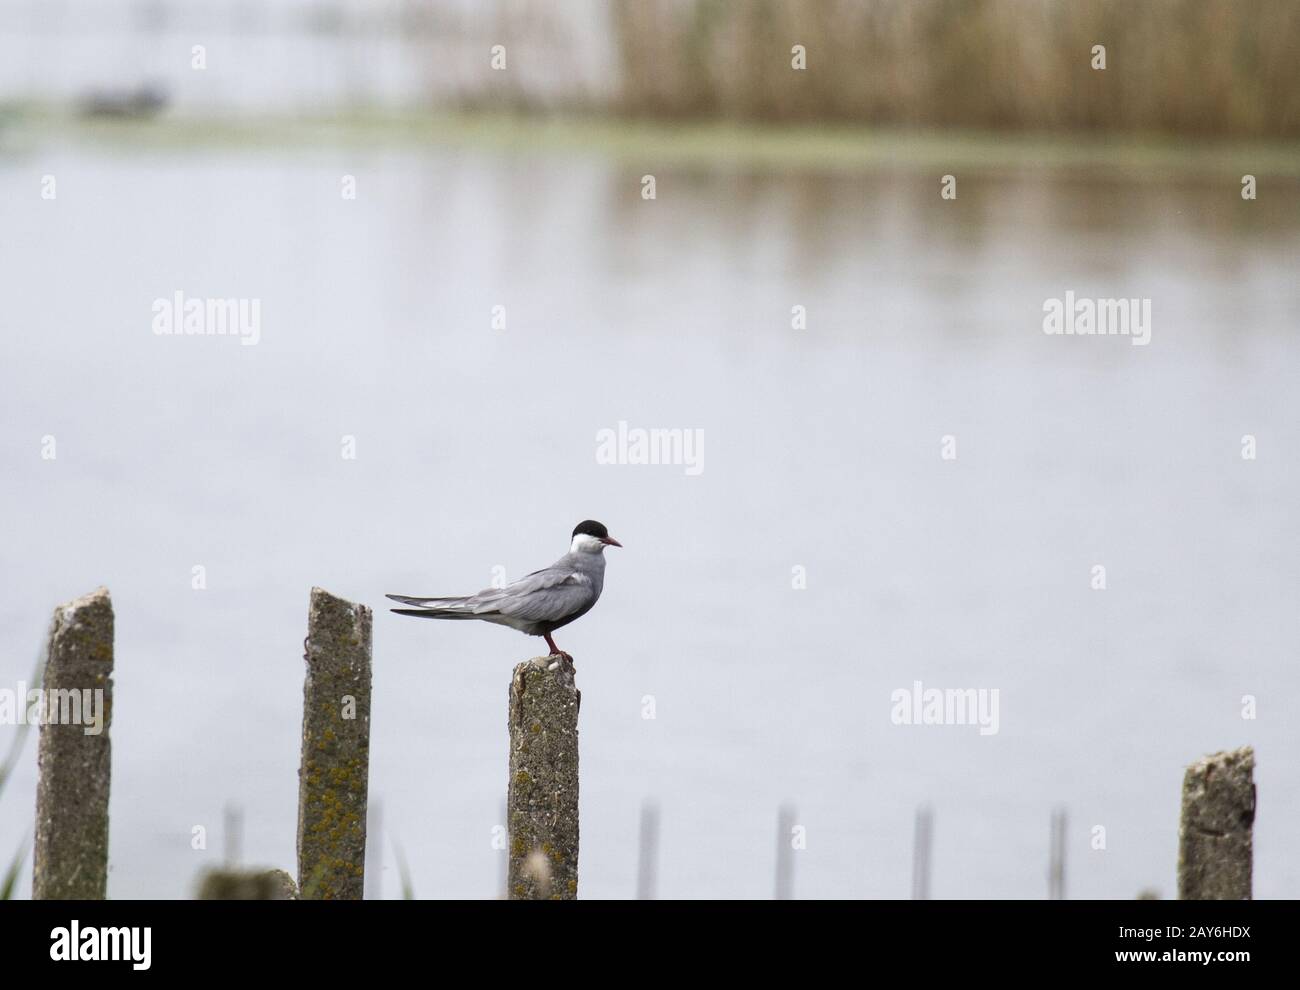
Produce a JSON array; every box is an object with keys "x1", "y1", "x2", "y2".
[{"x1": 387, "y1": 520, "x2": 622, "y2": 658}]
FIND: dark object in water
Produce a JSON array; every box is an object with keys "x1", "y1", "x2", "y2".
[{"x1": 79, "y1": 83, "x2": 168, "y2": 119}]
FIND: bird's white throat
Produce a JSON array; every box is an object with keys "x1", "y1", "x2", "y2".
[{"x1": 570, "y1": 533, "x2": 606, "y2": 554}]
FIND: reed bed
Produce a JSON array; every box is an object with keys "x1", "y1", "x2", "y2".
[{"x1": 609, "y1": 0, "x2": 1300, "y2": 138}]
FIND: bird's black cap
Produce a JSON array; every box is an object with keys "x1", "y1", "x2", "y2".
[{"x1": 572, "y1": 520, "x2": 609, "y2": 539}]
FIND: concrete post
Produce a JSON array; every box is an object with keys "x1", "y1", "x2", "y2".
[
  {"x1": 1178, "y1": 746, "x2": 1254, "y2": 900},
  {"x1": 197, "y1": 868, "x2": 298, "y2": 900},
  {"x1": 297, "y1": 587, "x2": 372, "y2": 900},
  {"x1": 33, "y1": 587, "x2": 114, "y2": 900},
  {"x1": 507, "y1": 654, "x2": 579, "y2": 900}
]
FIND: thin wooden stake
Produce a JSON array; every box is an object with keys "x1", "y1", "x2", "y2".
[
  {"x1": 911, "y1": 804, "x2": 932, "y2": 900},
  {"x1": 636, "y1": 800, "x2": 660, "y2": 900},
  {"x1": 1048, "y1": 805, "x2": 1067, "y2": 899}
]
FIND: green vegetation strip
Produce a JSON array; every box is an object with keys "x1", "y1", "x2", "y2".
[{"x1": 5, "y1": 108, "x2": 1300, "y2": 178}]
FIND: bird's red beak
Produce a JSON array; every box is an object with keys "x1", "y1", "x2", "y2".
[{"x1": 601, "y1": 536, "x2": 623, "y2": 548}]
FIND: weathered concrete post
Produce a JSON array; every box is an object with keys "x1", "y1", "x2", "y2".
[
  {"x1": 297, "y1": 587, "x2": 372, "y2": 900},
  {"x1": 33, "y1": 587, "x2": 114, "y2": 900},
  {"x1": 507, "y1": 654, "x2": 579, "y2": 900},
  {"x1": 1178, "y1": 746, "x2": 1255, "y2": 900},
  {"x1": 197, "y1": 868, "x2": 298, "y2": 900}
]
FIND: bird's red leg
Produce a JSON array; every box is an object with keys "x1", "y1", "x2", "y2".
[{"x1": 543, "y1": 633, "x2": 572, "y2": 663}]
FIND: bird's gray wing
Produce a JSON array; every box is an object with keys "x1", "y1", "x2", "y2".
[
  {"x1": 490, "y1": 566, "x2": 596, "y2": 623},
  {"x1": 388, "y1": 564, "x2": 593, "y2": 622}
]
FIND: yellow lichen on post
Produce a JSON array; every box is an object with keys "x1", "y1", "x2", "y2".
[{"x1": 297, "y1": 587, "x2": 372, "y2": 899}]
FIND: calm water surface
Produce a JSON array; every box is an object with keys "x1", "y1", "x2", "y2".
[{"x1": 1, "y1": 135, "x2": 1297, "y2": 897}]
